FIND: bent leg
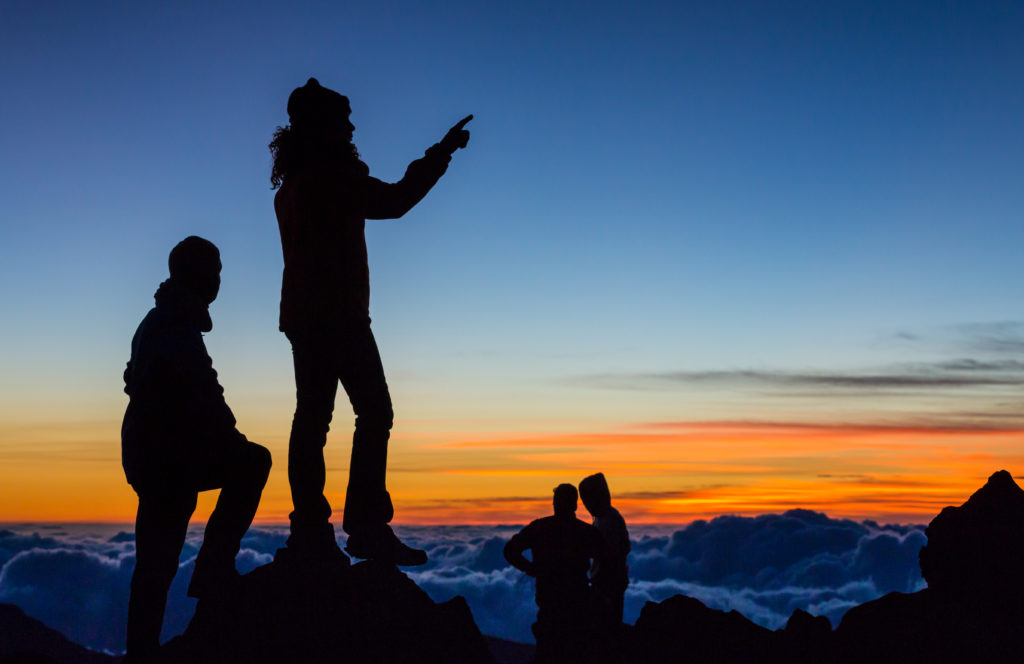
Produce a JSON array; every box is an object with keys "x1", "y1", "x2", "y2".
[
  {"x1": 195, "y1": 440, "x2": 272, "y2": 573},
  {"x1": 287, "y1": 334, "x2": 339, "y2": 538},
  {"x1": 126, "y1": 489, "x2": 197, "y2": 659}
]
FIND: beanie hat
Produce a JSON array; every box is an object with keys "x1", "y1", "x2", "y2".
[{"x1": 287, "y1": 78, "x2": 350, "y2": 130}]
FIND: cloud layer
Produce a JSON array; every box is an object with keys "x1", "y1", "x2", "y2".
[{"x1": 0, "y1": 515, "x2": 926, "y2": 651}]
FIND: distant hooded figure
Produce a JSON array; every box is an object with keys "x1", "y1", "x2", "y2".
[
  {"x1": 269, "y1": 78, "x2": 472, "y2": 565},
  {"x1": 504, "y1": 484, "x2": 604, "y2": 664},
  {"x1": 121, "y1": 237, "x2": 272, "y2": 660},
  {"x1": 580, "y1": 472, "x2": 631, "y2": 623}
]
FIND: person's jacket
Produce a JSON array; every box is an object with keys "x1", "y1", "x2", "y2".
[
  {"x1": 580, "y1": 472, "x2": 631, "y2": 589},
  {"x1": 275, "y1": 146, "x2": 451, "y2": 335},
  {"x1": 505, "y1": 514, "x2": 605, "y2": 604},
  {"x1": 121, "y1": 279, "x2": 240, "y2": 489}
]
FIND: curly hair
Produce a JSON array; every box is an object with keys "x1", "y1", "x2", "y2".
[
  {"x1": 269, "y1": 125, "x2": 296, "y2": 189},
  {"x1": 269, "y1": 125, "x2": 360, "y2": 189}
]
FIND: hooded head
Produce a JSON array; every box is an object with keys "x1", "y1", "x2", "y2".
[
  {"x1": 579, "y1": 472, "x2": 612, "y2": 517},
  {"x1": 168, "y1": 236, "x2": 221, "y2": 305},
  {"x1": 553, "y1": 483, "x2": 578, "y2": 517}
]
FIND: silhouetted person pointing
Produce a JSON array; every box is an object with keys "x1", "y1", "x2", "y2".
[
  {"x1": 121, "y1": 237, "x2": 272, "y2": 661},
  {"x1": 504, "y1": 484, "x2": 604, "y2": 664},
  {"x1": 270, "y1": 78, "x2": 471, "y2": 565}
]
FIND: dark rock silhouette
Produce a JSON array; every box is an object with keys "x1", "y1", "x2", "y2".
[
  {"x1": 622, "y1": 469, "x2": 1024, "y2": 664},
  {"x1": 833, "y1": 469, "x2": 1024, "y2": 663},
  {"x1": 629, "y1": 594, "x2": 774, "y2": 662},
  {"x1": 772, "y1": 608, "x2": 833, "y2": 664},
  {"x1": 481, "y1": 637, "x2": 535, "y2": 664},
  {"x1": 149, "y1": 554, "x2": 492, "y2": 664},
  {"x1": 0, "y1": 604, "x2": 113, "y2": 664},
  {"x1": 918, "y1": 468, "x2": 1024, "y2": 598}
]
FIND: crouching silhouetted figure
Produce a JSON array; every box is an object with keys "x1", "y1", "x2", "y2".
[
  {"x1": 504, "y1": 484, "x2": 604, "y2": 664},
  {"x1": 122, "y1": 237, "x2": 271, "y2": 661},
  {"x1": 580, "y1": 472, "x2": 631, "y2": 625}
]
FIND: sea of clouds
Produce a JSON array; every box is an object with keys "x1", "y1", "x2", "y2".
[{"x1": 0, "y1": 511, "x2": 926, "y2": 653}]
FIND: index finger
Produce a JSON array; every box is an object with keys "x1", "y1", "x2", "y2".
[{"x1": 453, "y1": 114, "x2": 473, "y2": 130}]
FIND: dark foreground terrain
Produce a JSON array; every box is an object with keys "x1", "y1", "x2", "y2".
[{"x1": 3, "y1": 470, "x2": 1022, "y2": 663}]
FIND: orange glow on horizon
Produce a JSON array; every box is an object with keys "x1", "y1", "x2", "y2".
[{"x1": 1, "y1": 418, "x2": 1020, "y2": 525}]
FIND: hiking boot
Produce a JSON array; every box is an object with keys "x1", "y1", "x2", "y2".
[
  {"x1": 278, "y1": 522, "x2": 349, "y2": 564},
  {"x1": 345, "y1": 524, "x2": 427, "y2": 566}
]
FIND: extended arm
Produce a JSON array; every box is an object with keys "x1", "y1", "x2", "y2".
[{"x1": 362, "y1": 115, "x2": 472, "y2": 220}]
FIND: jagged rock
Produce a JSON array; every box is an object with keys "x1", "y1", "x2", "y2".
[
  {"x1": 624, "y1": 596, "x2": 836, "y2": 664},
  {"x1": 835, "y1": 470, "x2": 1024, "y2": 663},
  {"x1": 832, "y1": 585, "x2": 1024, "y2": 664},
  {"x1": 628, "y1": 594, "x2": 775, "y2": 663},
  {"x1": 771, "y1": 608, "x2": 832, "y2": 663},
  {"x1": 481, "y1": 636, "x2": 534, "y2": 664},
  {"x1": 919, "y1": 469, "x2": 1024, "y2": 602},
  {"x1": 0, "y1": 604, "x2": 113, "y2": 664},
  {"x1": 153, "y1": 556, "x2": 493, "y2": 664}
]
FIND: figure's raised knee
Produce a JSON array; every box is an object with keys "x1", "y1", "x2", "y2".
[
  {"x1": 243, "y1": 441, "x2": 273, "y2": 481},
  {"x1": 255, "y1": 444, "x2": 273, "y2": 474}
]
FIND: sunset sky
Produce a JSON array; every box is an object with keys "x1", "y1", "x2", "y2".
[{"x1": 2, "y1": 1, "x2": 1023, "y2": 525}]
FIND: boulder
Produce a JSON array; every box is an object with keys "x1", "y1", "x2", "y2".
[
  {"x1": 835, "y1": 470, "x2": 1024, "y2": 662},
  {"x1": 628, "y1": 594, "x2": 774, "y2": 663},
  {"x1": 154, "y1": 554, "x2": 493, "y2": 664},
  {"x1": 0, "y1": 603, "x2": 113, "y2": 664},
  {"x1": 919, "y1": 469, "x2": 1024, "y2": 604}
]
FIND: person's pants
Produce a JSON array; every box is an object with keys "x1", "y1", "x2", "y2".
[
  {"x1": 533, "y1": 588, "x2": 591, "y2": 664},
  {"x1": 125, "y1": 439, "x2": 271, "y2": 658},
  {"x1": 286, "y1": 324, "x2": 394, "y2": 539},
  {"x1": 594, "y1": 579, "x2": 627, "y2": 624}
]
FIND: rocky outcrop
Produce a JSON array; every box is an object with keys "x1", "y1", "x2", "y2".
[
  {"x1": 919, "y1": 468, "x2": 1024, "y2": 601},
  {"x1": 154, "y1": 554, "x2": 493, "y2": 664},
  {"x1": 772, "y1": 608, "x2": 833, "y2": 663},
  {"x1": 627, "y1": 470, "x2": 1024, "y2": 664},
  {"x1": 0, "y1": 604, "x2": 113, "y2": 664},
  {"x1": 7, "y1": 470, "x2": 1024, "y2": 664},
  {"x1": 833, "y1": 470, "x2": 1024, "y2": 663},
  {"x1": 622, "y1": 596, "x2": 832, "y2": 664},
  {"x1": 628, "y1": 594, "x2": 774, "y2": 662}
]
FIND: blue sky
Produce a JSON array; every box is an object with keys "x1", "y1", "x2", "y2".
[{"x1": 1, "y1": 1, "x2": 1023, "y2": 523}]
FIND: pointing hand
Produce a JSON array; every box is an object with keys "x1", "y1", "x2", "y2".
[{"x1": 440, "y1": 115, "x2": 473, "y2": 154}]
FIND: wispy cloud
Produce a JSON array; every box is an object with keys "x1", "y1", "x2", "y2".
[
  {"x1": 890, "y1": 321, "x2": 1024, "y2": 354},
  {"x1": 568, "y1": 359, "x2": 1024, "y2": 393},
  {"x1": 634, "y1": 418, "x2": 1024, "y2": 434},
  {"x1": 954, "y1": 321, "x2": 1024, "y2": 354}
]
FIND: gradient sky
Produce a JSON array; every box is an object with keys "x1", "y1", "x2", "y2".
[{"x1": 2, "y1": 1, "x2": 1023, "y2": 524}]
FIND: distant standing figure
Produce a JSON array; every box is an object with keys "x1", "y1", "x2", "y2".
[
  {"x1": 504, "y1": 484, "x2": 604, "y2": 664},
  {"x1": 580, "y1": 472, "x2": 631, "y2": 624},
  {"x1": 121, "y1": 237, "x2": 272, "y2": 660},
  {"x1": 270, "y1": 78, "x2": 471, "y2": 565}
]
